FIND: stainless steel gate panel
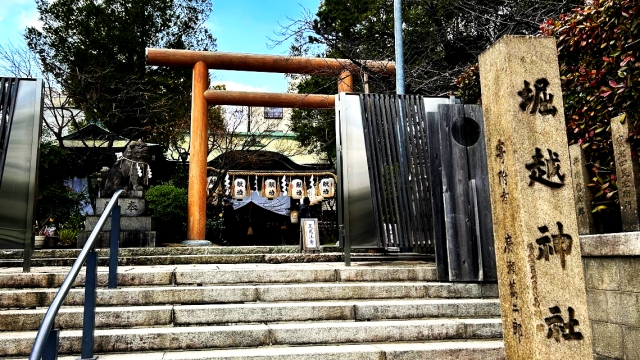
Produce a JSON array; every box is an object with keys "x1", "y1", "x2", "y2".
[
  {"x1": 335, "y1": 93, "x2": 379, "y2": 249},
  {"x1": 0, "y1": 78, "x2": 43, "y2": 272}
]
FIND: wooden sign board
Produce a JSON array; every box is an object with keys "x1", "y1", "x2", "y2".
[{"x1": 301, "y1": 218, "x2": 320, "y2": 251}]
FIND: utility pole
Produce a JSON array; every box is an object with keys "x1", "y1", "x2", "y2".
[
  {"x1": 247, "y1": 106, "x2": 251, "y2": 133},
  {"x1": 394, "y1": 0, "x2": 405, "y2": 95}
]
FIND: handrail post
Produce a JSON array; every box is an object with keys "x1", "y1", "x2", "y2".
[
  {"x1": 80, "y1": 247, "x2": 98, "y2": 360},
  {"x1": 108, "y1": 203, "x2": 120, "y2": 289},
  {"x1": 42, "y1": 328, "x2": 59, "y2": 360},
  {"x1": 29, "y1": 190, "x2": 123, "y2": 360}
]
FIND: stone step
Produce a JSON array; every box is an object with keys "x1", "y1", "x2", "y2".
[
  {"x1": 0, "y1": 305, "x2": 172, "y2": 331},
  {"x1": 77, "y1": 230, "x2": 156, "y2": 248},
  {"x1": 0, "y1": 318, "x2": 503, "y2": 356},
  {"x1": 8, "y1": 340, "x2": 505, "y2": 360},
  {"x1": 0, "y1": 246, "x2": 301, "y2": 259},
  {"x1": 0, "y1": 246, "x2": 423, "y2": 260},
  {"x1": 0, "y1": 282, "x2": 498, "y2": 308},
  {"x1": 0, "y1": 263, "x2": 438, "y2": 288},
  {"x1": 0, "y1": 253, "x2": 346, "y2": 267},
  {"x1": 0, "y1": 299, "x2": 501, "y2": 331}
]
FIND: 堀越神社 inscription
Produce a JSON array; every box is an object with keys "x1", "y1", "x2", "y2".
[
  {"x1": 517, "y1": 78, "x2": 558, "y2": 116},
  {"x1": 479, "y1": 36, "x2": 592, "y2": 359}
]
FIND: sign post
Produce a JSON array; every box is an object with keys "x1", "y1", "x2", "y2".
[{"x1": 479, "y1": 36, "x2": 593, "y2": 359}]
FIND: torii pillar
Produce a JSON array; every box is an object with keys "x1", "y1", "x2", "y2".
[
  {"x1": 147, "y1": 49, "x2": 394, "y2": 240},
  {"x1": 189, "y1": 61, "x2": 209, "y2": 240}
]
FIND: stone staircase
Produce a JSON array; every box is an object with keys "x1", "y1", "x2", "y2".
[
  {"x1": 0, "y1": 246, "x2": 341, "y2": 267},
  {"x1": 0, "y1": 247, "x2": 504, "y2": 359}
]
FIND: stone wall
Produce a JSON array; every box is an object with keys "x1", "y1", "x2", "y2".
[{"x1": 581, "y1": 233, "x2": 640, "y2": 359}]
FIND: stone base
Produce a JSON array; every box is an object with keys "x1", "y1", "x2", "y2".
[
  {"x1": 78, "y1": 231, "x2": 156, "y2": 248},
  {"x1": 181, "y1": 240, "x2": 212, "y2": 247},
  {"x1": 126, "y1": 190, "x2": 144, "y2": 198},
  {"x1": 84, "y1": 216, "x2": 153, "y2": 232},
  {"x1": 96, "y1": 198, "x2": 146, "y2": 216}
]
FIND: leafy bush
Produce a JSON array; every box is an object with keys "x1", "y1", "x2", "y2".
[
  {"x1": 36, "y1": 143, "x2": 88, "y2": 226},
  {"x1": 541, "y1": 0, "x2": 640, "y2": 209},
  {"x1": 455, "y1": 0, "x2": 640, "y2": 217},
  {"x1": 454, "y1": 64, "x2": 481, "y2": 105},
  {"x1": 206, "y1": 216, "x2": 222, "y2": 243},
  {"x1": 58, "y1": 214, "x2": 85, "y2": 246},
  {"x1": 58, "y1": 228, "x2": 77, "y2": 246},
  {"x1": 145, "y1": 184, "x2": 187, "y2": 242}
]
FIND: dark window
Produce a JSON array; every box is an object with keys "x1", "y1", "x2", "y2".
[{"x1": 264, "y1": 107, "x2": 283, "y2": 119}]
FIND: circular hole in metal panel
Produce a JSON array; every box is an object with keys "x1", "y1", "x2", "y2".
[{"x1": 451, "y1": 116, "x2": 480, "y2": 147}]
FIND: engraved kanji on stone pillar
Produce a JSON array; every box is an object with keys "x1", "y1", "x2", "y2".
[
  {"x1": 479, "y1": 36, "x2": 592, "y2": 360},
  {"x1": 568, "y1": 144, "x2": 595, "y2": 234},
  {"x1": 611, "y1": 113, "x2": 640, "y2": 232}
]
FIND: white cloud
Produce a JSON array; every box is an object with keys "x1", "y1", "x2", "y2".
[
  {"x1": 3, "y1": 0, "x2": 33, "y2": 5},
  {"x1": 19, "y1": 10, "x2": 42, "y2": 31},
  {"x1": 210, "y1": 80, "x2": 269, "y2": 93}
]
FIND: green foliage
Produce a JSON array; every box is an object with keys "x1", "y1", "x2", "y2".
[
  {"x1": 58, "y1": 228, "x2": 78, "y2": 246},
  {"x1": 541, "y1": 0, "x2": 640, "y2": 208},
  {"x1": 169, "y1": 164, "x2": 189, "y2": 190},
  {"x1": 454, "y1": 1, "x2": 640, "y2": 214},
  {"x1": 454, "y1": 64, "x2": 481, "y2": 105},
  {"x1": 64, "y1": 214, "x2": 85, "y2": 232},
  {"x1": 287, "y1": 0, "x2": 579, "y2": 95},
  {"x1": 25, "y1": 0, "x2": 216, "y2": 146},
  {"x1": 36, "y1": 143, "x2": 88, "y2": 226},
  {"x1": 206, "y1": 216, "x2": 222, "y2": 243},
  {"x1": 145, "y1": 184, "x2": 188, "y2": 242},
  {"x1": 287, "y1": 0, "x2": 577, "y2": 160},
  {"x1": 290, "y1": 75, "x2": 337, "y2": 164}
]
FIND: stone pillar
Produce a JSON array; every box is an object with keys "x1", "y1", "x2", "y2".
[
  {"x1": 479, "y1": 36, "x2": 593, "y2": 359},
  {"x1": 569, "y1": 144, "x2": 595, "y2": 235},
  {"x1": 611, "y1": 113, "x2": 640, "y2": 232}
]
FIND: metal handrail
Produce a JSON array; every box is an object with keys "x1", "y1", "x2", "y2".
[{"x1": 29, "y1": 189, "x2": 124, "y2": 360}]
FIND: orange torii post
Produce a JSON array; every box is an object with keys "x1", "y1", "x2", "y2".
[{"x1": 146, "y1": 48, "x2": 395, "y2": 240}]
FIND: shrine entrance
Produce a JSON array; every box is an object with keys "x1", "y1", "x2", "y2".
[
  {"x1": 336, "y1": 93, "x2": 496, "y2": 281},
  {"x1": 146, "y1": 49, "x2": 496, "y2": 281}
]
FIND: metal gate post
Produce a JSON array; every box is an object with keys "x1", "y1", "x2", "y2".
[
  {"x1": 108, "y1": 204, "x2": 120, "y2": 289},
  {"x1": 42, "y1": 328, "x2": 59, "y2": 360},
  {"x1": 80, "y1": 249, "x2": 98, "y2": 360}
]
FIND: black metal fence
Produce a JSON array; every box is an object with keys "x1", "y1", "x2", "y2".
[{"x1": 359, "y1": 94, "x2": 434, "y2": 252}]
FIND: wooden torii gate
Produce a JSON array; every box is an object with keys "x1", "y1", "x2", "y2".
[{"x1": 146, "y1": 48, "x2": 395, "y2": 240}]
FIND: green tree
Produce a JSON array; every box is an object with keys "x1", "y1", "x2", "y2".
[
  {"x1": 146, "y1": 184, "x2": 188, "y2": 242},
  {"x1": 542, "y1": 0, "x2": 640, "y2": 210},
  {"x1": 289, "y1": 75, "x2": 337, "y2": 166},
  {"x1": 281, "y1": 0, "x2": 579, "y2": 95},
  {"x1": 455, "y1": 0, "x2": 639, "y2": 214},
  {"x1": 36, "y1": 143, "x2": 88, "y2": 227},
  {"x1": 25, "y1": 0, "x2": 216, "y2": 146},
  {"x1": 280, "y1": 0, "x2": 578, "y2": 161}
]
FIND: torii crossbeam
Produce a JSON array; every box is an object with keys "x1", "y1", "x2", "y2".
[{"x1": 146, "y1": 48, "x2": 395, "y2": 241}]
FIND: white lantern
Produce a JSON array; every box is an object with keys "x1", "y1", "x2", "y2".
[
  {"x1": 233, "y1": 178, "x2": 247, "y2": 200},
  {"x1": 291, "y1": 179, "x2": 304, "y2": 200},
  {"x1": 265, "y1": 179, "x2": 278, "y2": 199},
  {"x1": 320, "y1": 178, "x2": 335, "y2": 198}
]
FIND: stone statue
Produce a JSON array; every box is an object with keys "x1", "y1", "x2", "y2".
[{"x1": 102, "y1": 140, "x2": 152, "y2": 197}]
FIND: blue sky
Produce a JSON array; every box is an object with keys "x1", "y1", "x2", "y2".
[{"x1": 0, "y1": 0, "x2": 321, "y2": 93}]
